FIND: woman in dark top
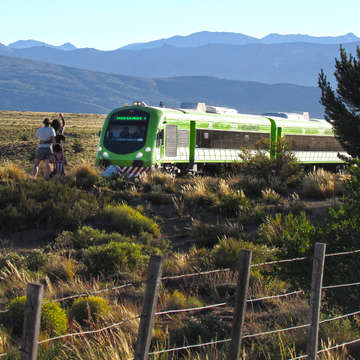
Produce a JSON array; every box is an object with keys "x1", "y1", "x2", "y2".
[{"x1": 51, "y1": 113, "x2": 66, "y2": 144}]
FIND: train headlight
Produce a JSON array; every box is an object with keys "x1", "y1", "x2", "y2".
[
  {"x1": 98, "y1": 146, "x2": 102, "y2": 151},
  {"x1": 145, "y1": 147, "x2": 152, "y2": 152},
  {"x1": 103, "y1": 152, "x2": 109, "y2": 158},
  {"x1": 136, "y1": 152, "x2": 143, "y2": 158}
]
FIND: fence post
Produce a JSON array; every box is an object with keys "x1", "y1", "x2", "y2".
[
  {"x1": 21, "y1": 283, "x2": 44, "y2": 360},
  {"x1": 134, "y1": 255, "x2": 163, "y2": 360},
  {"x1": 229, "y1": 250, "x2": 252, "y2": 360},
  {"x1": 306, "y1": 242, "x2": 326, "y2": 360}
]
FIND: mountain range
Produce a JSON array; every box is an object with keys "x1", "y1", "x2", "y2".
[
  {"x1": 0, "y1": 54, "x2": 323, "y2": 116},
  {"x1": 1, "y1": 31, "x2": 359, "y2": 87}
]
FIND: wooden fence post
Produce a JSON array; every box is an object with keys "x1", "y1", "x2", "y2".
[
  {"x1": 134, "y1": 255, "x2": 163, "y2": 360},
  {"x1": 229, "y1": 250, "x2": 252, "y2": 360},
  {"x1": 21, "y1": 283, "x2": 44, "y2": 360},
  {"x1": 306, "y1": 242, "x2": 326, "y2": 360}
]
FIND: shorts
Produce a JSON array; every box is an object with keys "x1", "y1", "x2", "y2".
[{"x1": 35, "y1": 147, "x2": 52, "y2": 160}]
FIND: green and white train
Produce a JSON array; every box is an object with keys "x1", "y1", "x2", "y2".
[{"x1": 96, "y1": 101, "x2": 345, "y2": 176}]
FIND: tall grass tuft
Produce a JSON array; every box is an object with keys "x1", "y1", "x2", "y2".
[
  {"x1": 302, "y1": 168, "x2": 339, "y2": 199},
  {"x1": 0, "y1": 161, "x2": 28, "y2": 183}
]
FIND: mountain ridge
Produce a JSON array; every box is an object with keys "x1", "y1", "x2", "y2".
[{"x1": 0, "y1": 54, "x2": 323, "y2": 116}]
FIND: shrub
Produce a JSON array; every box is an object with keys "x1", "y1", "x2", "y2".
[
  {"x1": 72, "y1": 139, "x2": 84, "y2": 153},
  {"x1": 216, "y1": 190, "x2": 252, "y2": 217},
  {"x1": 301, "y1": 168, "x2": 337, "y2": 198},
  {"x1": 0, "y1": 180, "x2": 99, "y2": 231},
  {"x1": 72, "y1": 164, "x2": 99, "y2": 189},
  {"x1": 55, "y1": 226, "x2": 132, "y2": 250},
  {"x1": 238, "y1": 138, "x2": 303, "y2": 191},
  {"x1": 100, "y1": 204, "x2": 160, "y2": 237},
  {"x1": 0, "y1": 162, "x2": 28, "y2": 183},
  {"x1": 211, "y1": 236, "x2": 271, "y2": 270},
  {"x1": 5, "y1": 296, "x2": 67, "y2": 336},
  {"x1": 25, "y1": 250, "x2": 48, "y2": 271},
  {"x1": 83, "y1": 240, "x2": 146, "y2": 276},
  {"x1": 165, "y1": 290, "x2": 202, "y2": 310},
  {"x1": 261, "y1": 188, "x2": 281, "y2": 204},
  {"x1": 191, "y1": 220, "x2": 244, "y2": 248},
  {"x1": 69, "y1": 296, "x2": 110, "y2": 324},
  {"x1": 258, "y1": 212, "x2": 315, "y2": 258}
]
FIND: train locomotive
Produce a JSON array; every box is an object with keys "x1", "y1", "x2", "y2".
[{"x1": 96, "y1": 101, "x2": 346, "y2": 176}]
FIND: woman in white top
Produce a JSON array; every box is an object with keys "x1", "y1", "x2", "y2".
[{"x1": 32, "y1": 118, "x2": 56, "y2": 179}]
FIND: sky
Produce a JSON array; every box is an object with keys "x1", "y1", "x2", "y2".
[{"x1": 1, "y1": 0, "x2": 360, "y2": 50}]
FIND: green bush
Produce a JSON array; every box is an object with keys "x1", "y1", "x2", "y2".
[
  {"x1": 216, "y1": 190, "x2": 251, "y2": 217},
  {"x1": 25, "y1": 250, "x2": 48, "y2": 271},
  {"x1": 238, "y1": 138, "x2": 303, "y2": 193},
  {"x1": 83, "y1": 240, "x2": 146, "y2": 276},
  {"x1": 5, "y1": 296, "x2": 67, "y2": 336},
  {"x1": 165, "y1": 290, "x2": 202, "y2": 310},
  {"x1": 69, "y1": 296, "x2": 110, "y2": 324},
  {"x1": 72, "y1": 164, "x2": 99, "y2": 189},
  {"x1": 0, "y1": 180, "x2": 99, "y2": 231},
  {"x1": 55, "y1": 226, "x2": 132, "y2": 250},
  {"x1": 191, "y1": 220, "x2": 244, "y2": 248},
  {"x1": 211, "y1": 236, "x2": 271, "y2": 270},
  {"x1": 100, "y1": 204, "x2": 160, "y2": 237}
]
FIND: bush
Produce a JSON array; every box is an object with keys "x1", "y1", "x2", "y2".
[
  {"x1": 191, "y1": 220, "x2": 244, "y2": 248},
  {"x1": 83, "y1": 240, "x2": 146, "y2": 276},
  {"x1": 301, "y1": 168, "x2": 337, "y2": 199},
  {"x1": 72, "y1": 164, "x2": 99, "y2": 189},
  {"x1": 69, "y1": 296, "x2": 110, "y2": 324},
  {"x1": 165, "y1": 290, "x2": 202, "y2": 310},
  {"x1": 0, "y1": 162, "x2": 28, "y2": 183},
  {"x1": 100, "y1": 204, "x2": 160, "y2": 237},
  {"x1": 25, "y1": 250, "x2": 48, "y2": 271},
  {"x1": 5, "y1": 296, "x2": 67, "y2": 336},
  {"x1": 211, "y1": 236, "x2": 271, "y2": 270},
  {"x1": 0, "y1": 180, "x2": 99, "y2": 231},
  {"x1": 216, "y1": 190, "x2": 252, "y2": 217},
  {"x1": 238, "y1": 138, "x2": 303, "y2": 192},
  {"x1": 55, "y1": 226, "x2": 132, "y2": 250}
]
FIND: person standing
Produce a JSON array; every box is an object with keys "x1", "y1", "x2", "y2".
[
  {"x1": 50, "y1": 143, "x2": 67, "y2": 177},
  {"x1": 51, "y1": 113, "x2": 66, "y2": 144},
  {"x1": 32, "y1": 118, "x2": 55, "y2": 179}
]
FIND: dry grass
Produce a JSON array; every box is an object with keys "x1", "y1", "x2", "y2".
[
  {"x1": 301, "y1": 168, "x2": 344, "y2": 199},
  {"x1": 261, "y1": 188, "x2": 281, "y2": 204}
]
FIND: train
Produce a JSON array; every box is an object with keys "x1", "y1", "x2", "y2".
[{"x1": 96, "y1": 101, "x2": 346, "y2": 177}]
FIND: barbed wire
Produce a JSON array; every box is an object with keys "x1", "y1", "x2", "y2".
[
  {"x1": 325, "y1": 249, "x2": 360, "y2": 257},
  {"x1": 155, "y1": 302, "x2": 227, "y2": 316},
  {"x1": 148, "y1": 338, "x2": 232, "y2": 356},
  {"x1": 49, "y1": 280, "x2": 142, "y2": 303},
  {"x1": 38, "y1": 316, "x2": 140, "y2": 345},
  {"x1": 161, "y1": 268, "x2": 231, "y2": 281},
  {"x1": 323, "y1": 281, "x2": 360, "y2": 290},
  {"x1": 251, "y1": 257, "x2": 308, "y2": 268},
  {"x1": 242, "y1": 323, "x2": 310, "y2": 340},
  {"x1": 247, "y1": 290, "x2": 303, "y2": 303},
  {"x1": 320, "y1": 309, "x2": 360, "y2": 324},
  {"x1": 317, "y1": 337, "x2": 360, "y2": 354}
]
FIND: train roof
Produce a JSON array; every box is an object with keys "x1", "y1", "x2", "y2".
[{"x1": 112, "y1": 102, "x2": 332, "y2": 132}]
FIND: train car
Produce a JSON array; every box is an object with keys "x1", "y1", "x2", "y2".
[{"x1": 96, "y1": 101, "x2": 346, "y2": 176}]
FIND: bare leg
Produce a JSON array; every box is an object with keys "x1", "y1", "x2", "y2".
[
  {"x1": 44, "y1": 159, "x2": 51, "y2": 179},
  {"x1": 32, "y1": 158, "x2": 41, "y2": 177}
]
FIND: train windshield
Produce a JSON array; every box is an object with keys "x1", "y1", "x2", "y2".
[{"x1": 104, "y1": 112, "x2": 148, "y2": 154}]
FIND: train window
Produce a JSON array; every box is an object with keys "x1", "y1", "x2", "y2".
[{"x1": 156, "y1": 129, "x2": 164, "y2": 147}]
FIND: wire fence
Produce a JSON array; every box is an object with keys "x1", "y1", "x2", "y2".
[{"x1": 1, "y1": 246, "x2": 360, "y2": 359}]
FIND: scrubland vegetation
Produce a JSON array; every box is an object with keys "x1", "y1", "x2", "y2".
[{"x1": 0, "y1": 111, "x2": 359, "y2": 359}]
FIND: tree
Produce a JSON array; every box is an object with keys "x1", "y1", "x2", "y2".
[{"x1": 318, "y1": 45, "x2": 360, "y2": 158}]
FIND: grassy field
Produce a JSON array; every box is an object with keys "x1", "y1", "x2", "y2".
[
  {"x1": 0, "y1": 110, "x2": 105, "y2": 173},
  {"x1": 0, "y1": 110, "x2": 358, "y2": 360}
]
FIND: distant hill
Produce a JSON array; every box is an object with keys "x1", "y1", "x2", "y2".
[
  {"x1": 8, "y1": 40, "x2": 77, "y2": 51},
  {"x1": 122, "y1": 31, "x2": 360, "y2": 50},
  {"x1": 0, "y1": 55, "x2": 324, "y2": 116},
  {"x1": 1, "y1": 39, "x2": 359, "y2": 86},
  {"x1": 1, "y1": 32, "x2": 359, "y2": 86}
]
